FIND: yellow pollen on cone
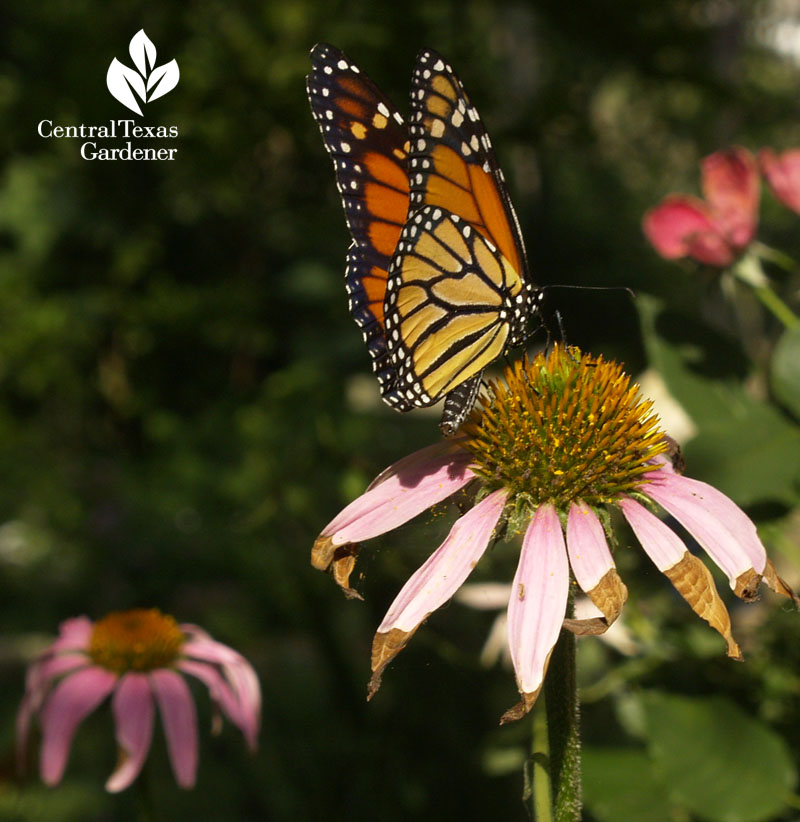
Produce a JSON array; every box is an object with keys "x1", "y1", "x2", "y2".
[
  {"x1": 460, "y1": 346, "x2": 667, "y2": 511},
  {"x1": 89, "y1": 608, "x2": 185, "y2": 674}
]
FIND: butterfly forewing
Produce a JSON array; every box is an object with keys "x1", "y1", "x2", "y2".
[
  {"x1": 407, "y1": 48, "x2": 530, "y2": 310},
  {"x1": 307, "y1": 44, "x2": 413, "y2": 407}
]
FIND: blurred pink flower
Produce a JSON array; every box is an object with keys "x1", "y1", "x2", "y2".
[
  {"x1": 17, "y1": 609, "x2": 260, "y2": 792},
  {"x1": 759, "y1": 148, "x2": 800, "y2": 214},
  {"x1": 643, "y1": 147, "x2": 759, "y2": 266},
  {"x1": 313, "y1": 348, "x2": 797, "y2": 722}
]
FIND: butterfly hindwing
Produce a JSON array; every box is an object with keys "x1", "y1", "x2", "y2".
[
  {"x1": 384, "y1": 206, "x2": 527, "y2": 409},
  {"x1": 307, "y1": 44, "x2": 412, "y2": 406}
]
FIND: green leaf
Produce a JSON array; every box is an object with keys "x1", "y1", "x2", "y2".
[
  {"x1": 583, "y1": 747, "x2": 676, "y2": 822},
  {"x1": 681, "y1": 405, "x2": 800, "y2": 506},
  {"x1": 771, "y1": 327, "x2": 800, "y2": 421},
  {"x1": 640, "y1": 692, "x2": 796, "y2": 822},
  {"x1": 638, "y1": 297, "x2": 800, "y2": 505}
]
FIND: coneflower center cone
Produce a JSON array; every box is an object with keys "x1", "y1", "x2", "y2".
[
  {"x1": 460, "y1": 346, "x2": 667, "y2": 512},
  {"x1": 89, "y1": 608, "x2": 184, "y2": 674}
]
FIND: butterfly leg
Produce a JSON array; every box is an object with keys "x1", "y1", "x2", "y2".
[{"x1": 439, "y1": 371, "x2": 484, "y2": 437}]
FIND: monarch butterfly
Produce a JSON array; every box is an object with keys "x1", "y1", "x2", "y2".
[{"x1": 307, "y1": 45, "x2": 538, "y2": 434}]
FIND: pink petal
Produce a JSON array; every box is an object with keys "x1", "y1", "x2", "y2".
[
  {"x1": 643, "y1": 196, "x2": 734, "y2": 266},
  {"x1": 25, "y1": 653, "x2": 90, "y2": 701},
  {"x1": 178, "y1": 659, "x2": 258, "y2": 751},
  {"x1": 507, "y1": 504, "x2": 570, "y2": 695},
  {"x1": 150, "y1": 669, "x2": 198, "y2": 789},
  {"x1": 702, "y1": 147, "x2": 759, "y2": 249},
  {"x1": 320, "y1": 442, "x2": 476, "y2": 545},
  {"x1": 106, "y1": 673, "x2": 154, "y2": 793},
  {"x1": 565, "y1": 502, "x2": 615, "y2": 591},
  {"x1": 377, "y1": 489, "x2": 508, "y2": 633},
  {"x1": 49, "y1": 617, "x2": 93, "y2": 653},
  {"x1": 642, "y1": 469, "x2": 764, "y2": 585},
  {"x1": 759, "y1": 148, "x2": 800, "y2": 215},
  {"x1": 39, "y1": 666, "x2": 118, "y2": 786},
  {"x1": 181, "y1": 632, "x2": 261, "y2": 739},
  {"x1": 618, "y1": 497, "x2": 686, "y2": 570}
]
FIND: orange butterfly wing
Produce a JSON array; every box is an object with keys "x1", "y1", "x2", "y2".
[
  {"x1": 307, "y1": 44, "x2": 412, "y2": 405},
  {"x1": 383, "y1": 50, "x2": 537, "y2": 432}
]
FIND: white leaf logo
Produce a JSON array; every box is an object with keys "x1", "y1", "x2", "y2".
[{"x1": 106, "y1": 29, "x2": 179, "y2": 116}]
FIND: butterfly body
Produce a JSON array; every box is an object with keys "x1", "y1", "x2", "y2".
[{"x1": 307, "y1": 45, "x2": 538, "y2": 433}]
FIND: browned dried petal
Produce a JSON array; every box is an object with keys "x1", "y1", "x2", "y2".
[
  {"x1": 311, "y1": 537, "x2": 363, "y2": 599},
  {"x1": 311, "y1": 534, "x2": 336, "y2": 571},
  {"x1": 587, "y1": 568, "x2": 628, "y2": 625},
  {"x1": 367, "y1": 626, "x2": 418, "y2": 700},
  {"x1": 733, "y1": 567, "x2": 761, "y2": 602},
  {"x1": 762, "y1": 559, "x2": 800, "y2": 609},
  {"x1": 331, "y1": 544, "x2": 363, "y2": 600},
  {"x1": 564, "y1": 569, "x2": 628, "y2": 636},
  {"x1": 562, "y1": 616, "x2": 609, "y2": 636},
  {"x1": 499, "y1": 687, "x2": 541, "y2": 725},
  {"x1": 664, "y1": 551, "x2": 742, "y2": 660}
]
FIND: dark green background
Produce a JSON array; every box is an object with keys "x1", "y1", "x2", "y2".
[{"x1": 2, "y1": 1, "x2": 800, "y2": 819}]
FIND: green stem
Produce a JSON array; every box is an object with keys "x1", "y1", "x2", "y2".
[
  {"x1": 531, "y1": 694, "x2": 553, "y2": 821},
  {"x1": 544, "y1": 626, "x2": 581, "y2": 821},
  {"x1": 732, "y1": 256, "x2": 800, "y2": 330},
  {"x1": 135, "y1": 762, "x2": 157, "y2": 822},
  {"x1": 751, "y1": 284, "x2": 800, "y2": 330},
  {"x1": 752, "y1": 241, "x2": 799, "y2": 275}
]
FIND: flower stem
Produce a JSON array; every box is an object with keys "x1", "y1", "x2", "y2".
[
  {"x1": 751, "y1": 284, "x2": 800, "y2": 330},
  {"x1": 531, "y1": 694, "x2": 553, "y2": 821},
  {"x1": 752, "y1": 241, "x2": 799, "y2": 275},
  {"x1": 544, "y1": 614, "x2": 581, "y2": 820},
  {"x1": 135, "y1": 763, "x2": 157, "y2": 822},
  {"x1": 732, "y1": 256, "x2": 800, "y2": 330}
]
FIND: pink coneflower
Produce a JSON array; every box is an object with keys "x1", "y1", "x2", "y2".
[
  {"x1": 313, "y1": 346, "x2": 797, "y2": 722},
  {"x1": 17, "y1": 609, "x2": 261, "y2": 791},
  {"x1": 759, "y1": 148, "x2": 800, "y2": 215},
  {"x1": 643, "y1": 147, "x2": 759, "y2": 266}
]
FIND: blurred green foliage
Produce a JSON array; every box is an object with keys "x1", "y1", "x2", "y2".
[{"x1": 2, "y1": 0, "x2": 800, "y2": 819}]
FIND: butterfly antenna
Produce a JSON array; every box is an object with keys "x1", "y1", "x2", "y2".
[{"x1": 540, "y1": 284, "x2": 637, "y2": 302}]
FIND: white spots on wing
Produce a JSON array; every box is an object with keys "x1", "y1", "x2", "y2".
[
  {"x1": 340, "y1": 142, "x2": 351, "y2": 153},
  {"x1": 337, "y1": 59, "x2": 349, "y2": 70},
  {"x1": 378, "y1": 102, "x2": 390, "y2": 117},
  {"x1": 451, "y1": 109, "x2": 464, "y2": 127},
  {"x1": 433, "y1": 59, "x2": 444, "y2": 71}
]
